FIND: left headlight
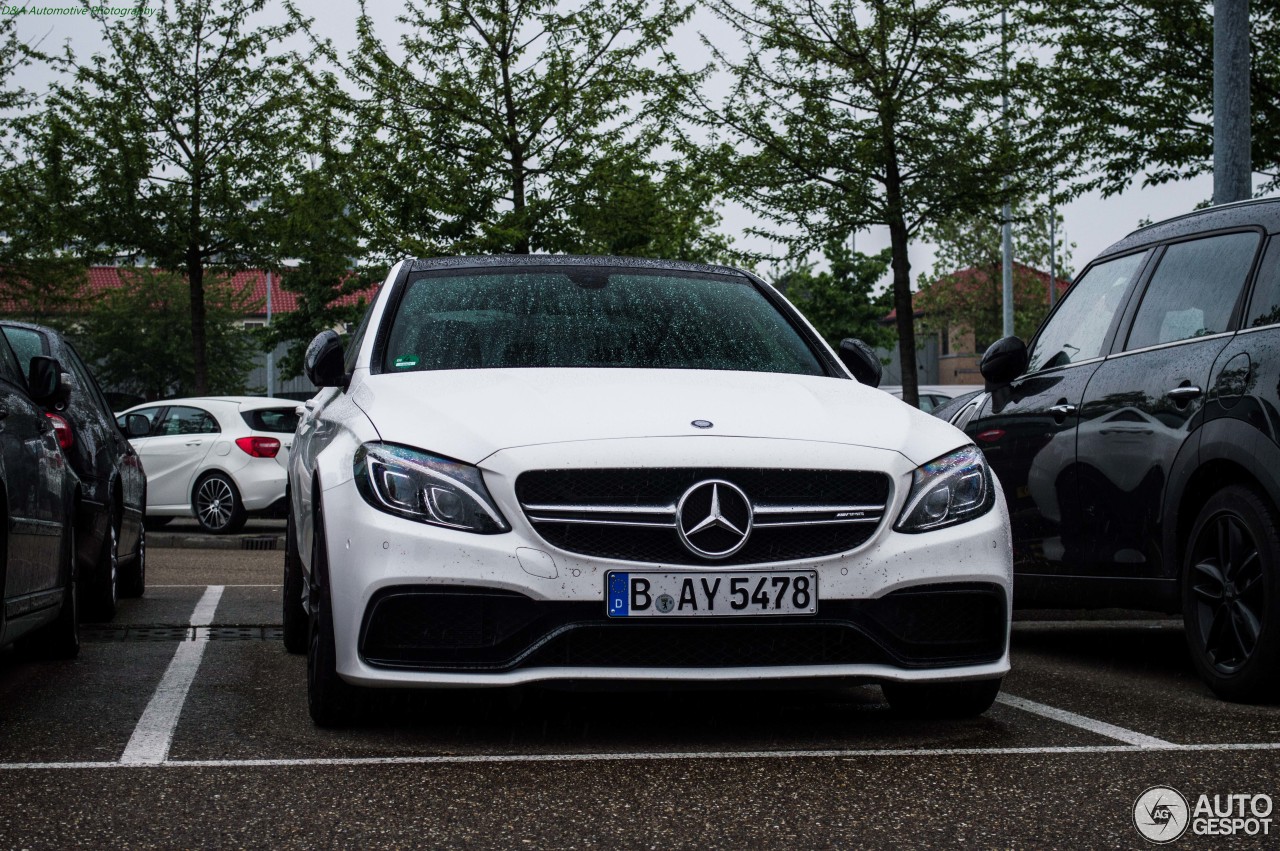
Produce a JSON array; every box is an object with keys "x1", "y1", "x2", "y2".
[
  {"x1": 353, "y1": 443, "x2": 510, "y2": 534},
  {"x1": 894, "y1": 445, "x2": 994, "y2": 533}
]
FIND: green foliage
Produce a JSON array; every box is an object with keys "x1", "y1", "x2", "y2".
[
  {"x1": 918, "y1": 204, "x2": 1074, "y2": 349},
  {"x1": 46, "y1": 0, "x2": 308, "y2": 392},
  {"x1": 1025, "y1": 0, "x2": 1280, "y2": 196},
  {"x1": 697, "y1": 0, "x2": 1052, "y2": 405},
  {"x1": 310, "y1": 0, "x2": 713, "y2": 259},
  {"x1": 74, "y1": 270, "x2": 258, "y2": 400},
  {"x1": 772, "y1": 243, "x2": 895, "y2": 352}
]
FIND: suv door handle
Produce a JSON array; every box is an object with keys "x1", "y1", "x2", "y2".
[
  {"x1": 1167, "y1": 386, "x2": 1202, "y2": 401},
  {"x1": 1048, "y1": 404, "x2": 1077, "y2": 417}
]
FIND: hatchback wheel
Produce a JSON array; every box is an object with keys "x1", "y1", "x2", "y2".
[
  {"x1": 1183, "y1": 485, "x2": 1280, "y2": 702},
  {"x1": 193, "y1": 473, "x2": 247, "y2": 534}
]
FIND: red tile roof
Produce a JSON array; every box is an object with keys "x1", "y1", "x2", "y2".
[
  {"x1": 883, "y1": 263, "x2": 1072, "y2": 322},
  {"x1": 18, "y1": 266, "x2": 375, "y2": 316}
]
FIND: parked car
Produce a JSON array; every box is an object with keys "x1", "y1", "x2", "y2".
[
  {"x1": 287, "y1": 256, "x2": 1013, "y2": 726},
  {"x1": 117, "y1": 396, "x2": 298, "y2": 534},
  {"x1": 0, "y1": 330, "x2": 79, "y2": 657},
  {"x1": 1, "y1": 322, "x2": 147, "y2": 618},
  {"x1": 955, "y1": 197, "x2": 1280, "y2": 702},
  {"x1": 881, "y1": 384, "x2": 984, "y2": 413}
]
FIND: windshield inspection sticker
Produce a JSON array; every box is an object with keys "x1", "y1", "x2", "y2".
[{"x1": 393, "y1": 354, "x2": 420, "y2": 369}]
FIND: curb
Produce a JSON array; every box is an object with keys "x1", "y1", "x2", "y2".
[{"x1": 148, "y1": 533, "x2": 285, "y2": 551}]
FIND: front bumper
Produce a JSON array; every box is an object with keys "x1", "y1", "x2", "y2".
[{"x1": 318, "y1": 437, "x2": 1013, "y2": 688}]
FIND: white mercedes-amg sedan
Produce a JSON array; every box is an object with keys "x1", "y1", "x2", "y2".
[{"x1": 285, "y1": 256, "x2": 1012, "y2": 726}]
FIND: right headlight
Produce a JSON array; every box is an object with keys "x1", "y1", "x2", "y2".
[
  {"x1": 894, "y1": 445, "x2": 994, "y2": 533},
  {"x1": 353, "y1": 442, "x2": 509, "y2": 534}
]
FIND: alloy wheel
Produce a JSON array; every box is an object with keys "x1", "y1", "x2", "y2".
[
  {"x1": 196, "y1": 477, "x2": 236, "y2": 531},
  {"x1": 1189, "y1": 511, "x2": 1266, "y2": 674}
]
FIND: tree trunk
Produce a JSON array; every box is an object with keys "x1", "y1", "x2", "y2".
[
  {"x1": 883, "y1": 155, "x2": 918, "y2": 407},
  {"x1": 189, "y1": 248, "x2": 208, "y2": 395}
]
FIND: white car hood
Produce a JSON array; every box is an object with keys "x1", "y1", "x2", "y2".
[{"x1": 351, "y1": 368, "x2": 967, "y2": 467}]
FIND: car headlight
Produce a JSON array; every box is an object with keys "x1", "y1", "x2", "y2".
[
  {"x1": 353, "y1": 443, "x2": 510, "y2": 534},
  {"x1": 894, "y1": 445, "x2": 993, "y2": 533}
]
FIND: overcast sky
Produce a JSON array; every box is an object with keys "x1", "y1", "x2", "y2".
[{"x1": 14, "y1": 2, "x2": 1274, "y2": 287}]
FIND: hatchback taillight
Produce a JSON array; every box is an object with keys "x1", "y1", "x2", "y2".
[
  {"x1": 235, "y1": 436, "x2": 281, "y2": 458},
  {"x1": 46, "y1": 413, "x2": 73, "y2": 449}
]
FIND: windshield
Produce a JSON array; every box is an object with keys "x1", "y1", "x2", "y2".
[{"x1": 380, "y1": 268, "x2": 826, "y2": 376}]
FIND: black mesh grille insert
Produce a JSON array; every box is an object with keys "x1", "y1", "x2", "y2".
[
  {"x1": 517, "y1": 468, "x2": 891, "y2": 565},
  {"x1": 359, "y1": 583, "x2": 1006, "y2": 671}
]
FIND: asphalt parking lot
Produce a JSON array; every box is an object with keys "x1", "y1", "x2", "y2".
[{"x1": 1, "y1": 548, "x2": 1277, "y2": 849}]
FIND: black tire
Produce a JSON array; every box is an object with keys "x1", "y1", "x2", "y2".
[
  {"x1": 882, "y1": 678, "x2": 1002, "y2": 718},
  {"x1": 307, "y1": 507, "x2": 362, "y2": 726},
  {"x1": 120, "y1": 524, "x2": 146, "y2": 598},
  {"x1": 142, "y1": 515, "x2": 172, "y2": 530},
  {"x1": 85, "y1": 517, "x2": 119, "y2": 621},
  {"x1": 193, "y1": 473, "x2": 247, "y2": 535},
  {"x1": 23, "y1": 526, "x2": 79, "y2": 660},
  {"x1": 1182, "y1": 485, "x2": 1280, "y2": 702},
  {"x1": 282, "y1": 508, "x2": 308, "y2": 654}
]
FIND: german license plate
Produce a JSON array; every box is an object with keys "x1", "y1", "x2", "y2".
[{"x1": 606, "y1": 571, "x2": 817, "y2": 618}]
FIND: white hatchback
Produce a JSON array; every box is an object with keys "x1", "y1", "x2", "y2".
[
  {"x1": 287, "y1": 257, "x2": 1013, "y2": 726},
  {"x1": 118, "y1": 396, "x2": 299, "y2": 534}
]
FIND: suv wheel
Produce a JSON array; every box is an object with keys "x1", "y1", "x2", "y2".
[
  {"x1": 882, "y1": 677, "x2": 1002, "y2": 718},
  {"x1": 193, "y1": 473, "x2": 247, "y2": 535},
  {"x1": 1183, "y1": 485, "x2": 1280, "y2": 702},
  {"x1": 86, "y1": 518, "x2": 119, "y2": 621}
]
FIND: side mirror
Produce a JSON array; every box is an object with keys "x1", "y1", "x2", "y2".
[
  {"x1": 124, "y1": 413, "x2": 151, "y2": 438},
  {"x1": 980, "y1": 336, "x2": 1029, "y2": 387},
  {"x1": 27, "y1": 356, "x2": 62, "y2": 406},
  {"x1": 304, "y1": 330, "x2": 346, "y2": 388},
  {"x1": 837, "y1": 338, "x2": 882, "y2": 387}
]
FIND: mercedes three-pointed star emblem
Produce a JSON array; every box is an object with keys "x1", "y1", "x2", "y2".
[{"x1": 676, "y1": 479, "x2": 754, "y2": 559}]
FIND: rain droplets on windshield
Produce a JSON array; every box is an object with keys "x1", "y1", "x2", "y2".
[{"x1": 381, "y1": 268, "x2": 826, "y2": 376}]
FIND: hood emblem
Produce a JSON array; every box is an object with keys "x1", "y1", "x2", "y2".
[
  {"x1": 691, "y1": 420, "x2": 713, "y2": 429},
  {"x1": 676, "y1": 480, "x2": 753, "y2": 559}
]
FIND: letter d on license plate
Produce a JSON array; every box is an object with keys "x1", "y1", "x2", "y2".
[{"x1": 606, "y1": 571, "x2": 817, "y2": 618}]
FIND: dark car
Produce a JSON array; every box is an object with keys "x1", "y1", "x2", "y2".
[
  {"x1": 958, "y1": 197, "x2": 1280, "y2": 701},
  {"x1": 1, "y1": 322, "x2": 146, "y2": 619},
  {"x1": 0, "y1": 330, "x2": 79, "y2": 656}
]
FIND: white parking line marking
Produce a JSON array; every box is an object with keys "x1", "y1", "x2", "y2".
[
  {"x1": 118, "y1": 586, "x2": 224, "y2": 766},
  {"x1": 148, "y1": 584, "x2": 279, "y2": 588},
  {"x1": 997, "y1": 693, "x2": 1176, "y2": 749},
  {"x1": 3, "y1": 741, "x2": 1280, "y2": 771}
]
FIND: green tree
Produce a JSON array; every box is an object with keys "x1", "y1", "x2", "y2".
[
  {"x1": 772, "y1": 243, "x2": 895, "y2": 351},
  {"x1": 309, "y1": 0, "x2": 708, "y2": 259},
  {"x1": 1026, "y1": 0, "x2": 1280, "y2": 196},
  {"x1": 917, "y1": 203, "x2": 1074, "y2": 350},
  {"x1": 75, "y1": 270, "x2": 259, "y2": 400},
  {"x1": 46, "y1": 0, "x2": 307, "y2": 393},
  {"x1": 698, "y1": 0, "x2": 1049, "y2": 405},
  {"x1": 0, "y1": 18, "x2": 85, "y2": 324}
]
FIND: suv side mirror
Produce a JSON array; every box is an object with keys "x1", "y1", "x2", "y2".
[
  {"x1": 27, "y1": 356, "x2": 63, "y2": 406},
  {"x1": 124, "y1": 413, "x2": 151, "y2": 438},
  {"x1": 305, "y1": 330, "x2": 347, "y2": 388},
  {"x1": 837, "y1": 338, "x2": 883, "y2": 387},
  {"x1": 980, "y1": 336, "x2": 1029, "y2": 387}
]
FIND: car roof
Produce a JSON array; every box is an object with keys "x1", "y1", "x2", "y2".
[
  {"x1": 1100, "y1": 196, "x2": 1280, "y2": 258},
  {"x1": 404, "y1": 254, "x2": 749, "y2": 279}
]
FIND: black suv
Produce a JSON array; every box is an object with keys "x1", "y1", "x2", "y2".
[
  {"x1": 954, "y1": 198, "x2": 1280, "y2": 701},
  {"x1": 0, "y1": 330, "x2": 79, "y2": 656},
  {"x1": 1, "y1": 322, "x2": 146, "y2": 619}
]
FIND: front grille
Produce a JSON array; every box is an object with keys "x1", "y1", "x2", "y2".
[
  {"x1": 516, "y1": 468, "x2": 892, "y2": 565},
  {"x1": 358, "y1": 583, "x2": 1006, "y2": 671}
]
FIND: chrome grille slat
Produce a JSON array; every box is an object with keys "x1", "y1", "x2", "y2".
[{"x1": 515, "y1": 468, "x2": 892, "y2": 566}]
